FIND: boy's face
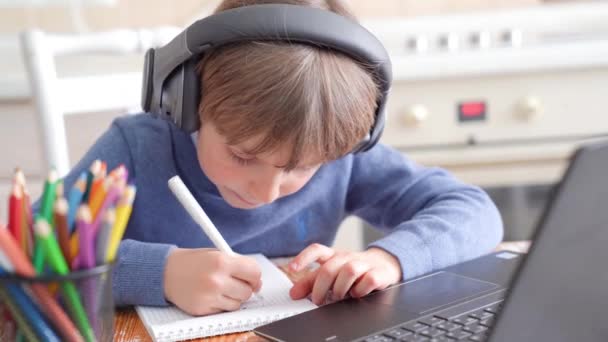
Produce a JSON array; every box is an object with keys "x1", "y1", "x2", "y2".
[{"x1": 196, "y1": 121, "x2": 321, "y2": 209}]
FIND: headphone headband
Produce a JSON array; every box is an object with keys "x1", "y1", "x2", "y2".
[{"x1": 142, "y1": 4, "x2": 392, "y2": 152}]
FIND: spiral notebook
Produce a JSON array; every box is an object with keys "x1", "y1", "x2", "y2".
[{"x1": 136, "y1": 254, "x2": 317, "y2": 341}]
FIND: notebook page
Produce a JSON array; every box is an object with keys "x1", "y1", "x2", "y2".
[{"x1": 136, "y1": 254, "x2": 317, "y2": 341}]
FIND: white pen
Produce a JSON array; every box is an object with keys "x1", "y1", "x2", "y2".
[{"x1": 168, "y1": 175, "x2": 260, "y2": 300}]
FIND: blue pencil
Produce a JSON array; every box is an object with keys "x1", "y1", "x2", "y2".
[
  {"x1": 67, "y1": 173, "x2": 87, "y2": 233},
  {"x1": 0, "y1": 268, "x2": 61, "y2": 342},
  {"x1": 0, "y1": 287, "x2": 39, "y2": 342}
]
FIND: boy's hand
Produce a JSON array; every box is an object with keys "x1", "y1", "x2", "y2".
[
  {"x1": 289, "y1": 244, "x2": 402, "y2": 305},
  {"x1": 163, "y1": 248, "x2": 262, "y2": 316}
]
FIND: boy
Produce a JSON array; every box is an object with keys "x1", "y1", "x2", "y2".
[{"x1": 59, "y1": 0, "x2": 503, "y2": 316}]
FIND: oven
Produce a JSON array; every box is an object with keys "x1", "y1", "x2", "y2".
[{"x1": 358, "y1": 1, "x2": 608, "y2": 242}]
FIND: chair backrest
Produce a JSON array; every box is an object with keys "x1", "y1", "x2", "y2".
[{"x1": 20, "y1": 27, "x2": 179, "y2": 177}]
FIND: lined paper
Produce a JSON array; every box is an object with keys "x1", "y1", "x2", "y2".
[{"x1": 136, "y1": 254, "x2": 317, "y2": 341}]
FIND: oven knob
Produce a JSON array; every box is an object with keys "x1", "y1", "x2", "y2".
[
  {"x1": 500, "y1": 28, "x2": 523, "y2": 48},
  {"x1": 403, "y1": 105, "x2": 429, "y2": 126},
  {"x1": 406, "y1": 35, "x2": 429, "y2": 54},
  {"x1": 437, "y1": 33, "x2": 459, "y2": 52},
  {"x1": 517, "y1": 96, "x2": 543, "y2": 120},
  {"x1": 470, "y1": 31, "x2": 491, "y2": 49}
]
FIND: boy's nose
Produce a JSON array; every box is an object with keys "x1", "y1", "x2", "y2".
[{"x1": 250, "y1": 172, "x2": 282, "y2": 204}]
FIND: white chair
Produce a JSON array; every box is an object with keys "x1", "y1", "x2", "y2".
[{"x1": 20, "y1": 27, "x2": 180, "y2": 177}]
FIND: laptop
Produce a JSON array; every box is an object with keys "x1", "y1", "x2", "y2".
[{"x1": 254, "y1": 141, "x2": 608, "y2": 342}]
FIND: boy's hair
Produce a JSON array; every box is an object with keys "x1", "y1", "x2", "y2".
[{"x1": 197, "y1": 0, "x2": 379, "y2": 171}]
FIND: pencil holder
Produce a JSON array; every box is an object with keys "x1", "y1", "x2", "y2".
[{"x1": 0, "y1": 263, "x2": 114, "y2": 342}]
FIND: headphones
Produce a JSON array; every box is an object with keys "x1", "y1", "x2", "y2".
[{"x1": 141, "y1": 4, "x2": 392, "y2": 153}]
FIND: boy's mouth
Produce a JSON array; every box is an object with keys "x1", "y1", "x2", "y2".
[{"x1": 226, "y1": 187, "x2": 260, "y2": 207}]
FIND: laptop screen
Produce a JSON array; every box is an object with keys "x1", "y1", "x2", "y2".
[{"x1": 490, "y1": 142, "x2": 608, "y2": 342}]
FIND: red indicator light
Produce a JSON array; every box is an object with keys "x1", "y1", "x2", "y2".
[{"x1": 458, "y1": 101, "x2": 486, "y2": 122}]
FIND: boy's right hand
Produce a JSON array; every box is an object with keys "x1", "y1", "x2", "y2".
[{"x1": 163, "y1": 248, "x2": 262, "y2": 316}]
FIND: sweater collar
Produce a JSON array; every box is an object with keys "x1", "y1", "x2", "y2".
[{"x1": 169, "y1": 123, "x2": 222, "y2": 198}]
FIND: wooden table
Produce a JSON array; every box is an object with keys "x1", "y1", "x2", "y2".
[{"x1": 113, "y1": 241, "x2": 531, "y2": 342}]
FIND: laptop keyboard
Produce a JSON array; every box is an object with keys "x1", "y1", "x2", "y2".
[{"x1": 361, "y1": 301, "x2": 503, "y2": 342}]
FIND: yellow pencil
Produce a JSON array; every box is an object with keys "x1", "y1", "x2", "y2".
[{"x1": 106, "y1": 185, "x2": 136, "y2": 262}]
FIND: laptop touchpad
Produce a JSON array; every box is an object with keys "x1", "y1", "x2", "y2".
[{"x1": 364, "y1": 271, "x2": 498, "y2": 314}]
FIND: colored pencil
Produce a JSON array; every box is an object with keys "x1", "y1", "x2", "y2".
[
  {"x1": 54, "y1": 198, "x2": 71, "y2": 263},
  {"x1": 0, "y1": 248, "x2": 13, "y2": 272},
  {"x1": 72, "y1": 207, "x2": 95, "y2": 270},
  {"x1": 34, "y1": 220, "x2": 94, "y2": 342},
  {"x1": 106, "y1": 185, "x2": 136, "y2": 262},
  {"x1": 108, "y1": 164, "x2": 128, "y2": 183},
  {"x1": 0, "y1": 224, "x2": 84, "y2": 342},
  {"x1": 8, "y1": 183, "x2": 23, "y2": 250},
  {"x1": 92, "y1": 179, "x2": 125, "y2": 234},
  {"x1": 15, "y1": 169, "x2": 34, "y2": 257},
  {"x1": 88, "y1": 163, "x2": 106, "y2": 203},
  {"x1": 0, "y1": 267, "x2": 60, "y2": 342},
  {"x1": 0, "y1": 286, "x2": 40, "y2": 342},
  {"x1": 81, "y1": 160, "x2": 101, "y2": 204},
  {"x1": 39, "y1": 169, "x2": 59, "y2": 225},
  {"x1": 67, "y1": 173, "x2": 87, "y2": 233},
  {"x1": 88, "y1": 177, "x2": 109, "y2": 220},
  {"x1": 95, "y1": 209, "x2": 115, "y2": 265},
  {"x1": 75, "y1": 206, "x2": 104, "y2": 336},
  {"x1": 33, "y1": 169, "x2": 59, "y2": 272},
  {"x1": 72, "y1": 161, "x2": 102, "y2": 260}
]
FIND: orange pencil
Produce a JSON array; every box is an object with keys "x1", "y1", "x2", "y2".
[
  {"x1": 87, "y1": 162, "x2": 108, "y2": 218},
  {"x1": 81, "y1": 160, "x2": 101, "y2": 204},
  {"x1": 72, "y1": 161, "x2": 102, "y2": 259},
  {"x1": 8, "y1": 183, "x2": 23, "y2": 249},
  {"x1": 88, "y1": 177, "x2": 110, "y2": 220},
  {"x1": 53, "y1": 198, "x2": 71, "y2": 263},
  {"x1": 108, "y1": 164, "x2": 128, "y2": 183},
  {"x1": 0, "y1": 224, "x2": 84, "y2": 342},
  {"x1": 69, "y1": 232, "x2": 79, "y2": 264}
]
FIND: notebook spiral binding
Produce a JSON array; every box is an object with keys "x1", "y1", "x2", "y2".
[{"x1": 155, "y1": 312, "x2": 297, "y2": 341}]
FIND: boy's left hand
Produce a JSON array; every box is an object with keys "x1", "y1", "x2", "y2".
[{"x1": 288, "y1": 244, "x2": 402, "y2": 305}]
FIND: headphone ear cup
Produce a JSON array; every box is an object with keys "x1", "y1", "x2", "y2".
[
  {"x1": 179, "y1": 57, "x2": 202, "y2": 133},
  {"x1": 351, "y1": 94, "x2": 387, "y2": 153},
  {"x1": 367, "y1": 99, "x2": 387, "y2": 151}
]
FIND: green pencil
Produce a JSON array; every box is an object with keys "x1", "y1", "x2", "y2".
[
  {"x1": 33, "y1": 169, "x2": 59, "y2": 272},
  {"x1": 34, "y1": 219, "x2": 95, "y2": 342},
  {"x1": 40, "y1": 170, "x2": 60, "y2": 225}
]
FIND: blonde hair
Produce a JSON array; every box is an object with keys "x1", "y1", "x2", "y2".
[{"x1": 197, "y1": 0, "x2": 379, "y2": 170}]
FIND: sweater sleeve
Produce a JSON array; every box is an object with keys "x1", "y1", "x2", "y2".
[
  {"x1": 112, "y1": 239, "x2": 176, "y2": 306},
  {"x1": 345, "y1": 144, "x2": 503, "y2": 280},
  {"x1": 36, "y1": 118, "x2": 176, "y2": 306}
]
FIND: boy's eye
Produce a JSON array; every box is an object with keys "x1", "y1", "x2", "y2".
[
  {"x1": 229, "y1": 151, "x2": 253, "y2": 166},
  {"x1": 291, "y1": 165, "x2": 316, "y2": 173}
]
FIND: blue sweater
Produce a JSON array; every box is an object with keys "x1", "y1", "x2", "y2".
[{"x1": 58, "y1": 114, "x2": 503, "y2": 306}]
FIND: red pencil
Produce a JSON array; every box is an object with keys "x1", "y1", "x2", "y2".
[
  {"x1": 8, "y1": 183, "x2": 23, "y2": 250},
  {"x1": 0, "y1": 224, "x2": 84, "y2": 342},
  {"x1": 14, "y1": 169, "x2": 32, "y2": 254},
  {"x1": 15, "y1": 169, "x2": 34, "y2": 257}
]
